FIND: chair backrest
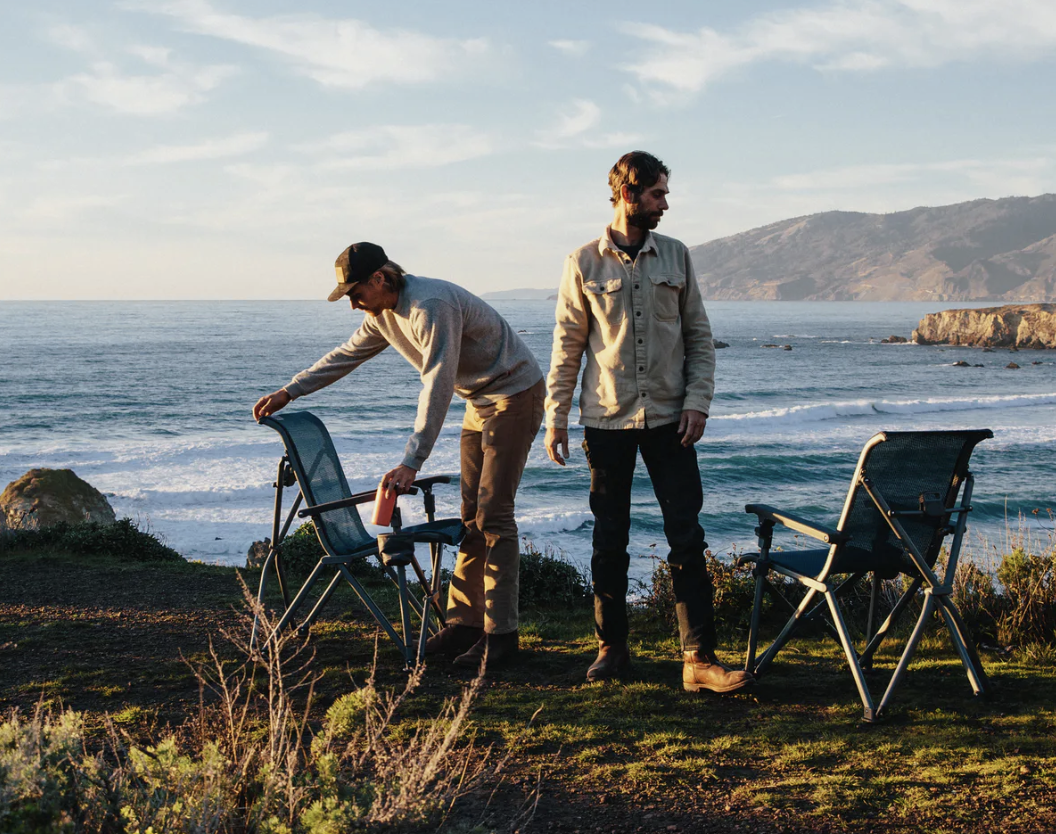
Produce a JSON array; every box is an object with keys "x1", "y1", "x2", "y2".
[
  {"x1": 262, "y1": 411, "x2": 373, "y2": 556},
  {"x1": 826, "y1": 429, "x2": 992, "y2": 578}
]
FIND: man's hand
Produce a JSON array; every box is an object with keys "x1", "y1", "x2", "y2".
[
  {"x1": 678, "y1": 409, "x2": 707, "y2": 447},
  {"x1": 545, "y1": 427, "x2": 570, "y2": 466},
  {"x1": 253, "y1": 389, "x2": 291, "y2": 421},
  {"x1": 382, "y1": 464, "x2": 419, "y2": 497}
]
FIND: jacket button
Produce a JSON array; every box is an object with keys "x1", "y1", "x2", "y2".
[
  {"x1": 634, "y1": 284, "x2": 640, "y2": 290},
  {"x1": 635, "y1": 311, "x2": 641, "y2": 317},
  {"x1": 638, "y1": 366, "x2": 644, "y2": 372},
  {"x1": 637, "y1": 339, "x2": 643, "y2": 344}
]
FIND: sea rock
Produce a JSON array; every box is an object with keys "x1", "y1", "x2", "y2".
[
  {"x1": 714, "y1": 340, "x2": 730, "y2": 349},
  {"x1": 952, "y1": 360, "x2": 970, "y2": 367},
  {"x1": 912, "y1": 303, "x2": 1056, "y2": 349},
  {"x1": 782, "y1": 344, "x2": 793, "y2": 351},
  {"x1": 0, "y1": 468, "x2": 116, "y2": 531},
  {"x1": 881, "y1": 335, "x2": 909, "y2": 343},
  {"x1": 1007, "y1": 362, "x2": 1020, "y2": 369},
  {"x1": 761, "y1": 343, "x2": 779, "y2": 348},
  {"x1": 246, "y1": 538, "x2": 273, "y2": 569}
]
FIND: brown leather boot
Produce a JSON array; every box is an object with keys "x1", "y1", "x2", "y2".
[
  {"x1": 682, "y1": 650, "x2": 754, "y2": 693},
  {"x1": 424, "y1": 624, "x2": 484, "y2": 656},
  {"x1": 586, "y1": 641, "x2": 630, "y2": 682},
  {"x1": 453, "y1": 631, "x2": 519, "y2": 671}
]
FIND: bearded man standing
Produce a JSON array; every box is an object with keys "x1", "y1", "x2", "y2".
[
  {"x1": 544, "y1": 152, "x2": 752, "y2": 693},
  {"x1": 254, "y1": 242, "x2": 544, "y2": 670}
]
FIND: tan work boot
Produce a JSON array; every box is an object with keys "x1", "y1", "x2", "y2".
[
  {"x1": 453, "y1": 631, "x2": 519, "y2": 671},
  {"x1": 586, "y1": 641, "x2": 630, "y2": 682},
  {"x1": 424, "y1": 624, "x2": 483, "y2": 656},
  {"x1": 682, "y1": 650, "x2": 754, "y2": 693}
]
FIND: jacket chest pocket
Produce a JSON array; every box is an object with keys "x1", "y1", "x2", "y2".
[
  {"x1": 649, "y1": 273, "x2": 684, "y2": 322},
  {"x1": 583, "y1": 277, "x2": 624, "y2": 321}
]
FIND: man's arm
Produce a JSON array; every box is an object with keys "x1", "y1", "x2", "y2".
[
  {"x1": 251, "y1": 319, "x2": 389, "y2": 421},
  {"x1": 545, "y1": 255, "x2": 590, "y2": 466},
  {"x1": 678, "y1": 246, "x2": 716, "y2": 420},
  {"x1": 399, "y1": 301, "x2": 461, "y2": 471}
]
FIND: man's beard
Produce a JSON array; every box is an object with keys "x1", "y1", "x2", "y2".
[{"x1": 626, "y1": 204, "x2": 661, "y2": 230}]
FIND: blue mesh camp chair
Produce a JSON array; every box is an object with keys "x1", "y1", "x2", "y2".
[
  {"x1": 738, "y1": 429, "x2": 992, "y2": 722},
  {"x1": 251, "y1": 410, "x2": 464, "y2": 667}
]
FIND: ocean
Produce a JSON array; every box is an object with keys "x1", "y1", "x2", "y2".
[{"x1": 2, "y1": 300, "x2": 1054, "y2": 582}]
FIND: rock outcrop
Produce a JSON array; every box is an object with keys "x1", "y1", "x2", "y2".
[
  {"x1": 912, "y1": 304, "x2": 1056, "y2": 348},
  {"x1": 0, "y1": 468, "x2": 117, "y2": 531}
]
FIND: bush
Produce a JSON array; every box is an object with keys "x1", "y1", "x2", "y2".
[
  {"x1": 518, "y1": 539, "x2": 591, "y2": 610},
  {"x1": 0, "y1": 518, "x2": 183, "y2": 563},
  {"x1": 0, "y1": 585, "x2": 528, "y2": 833}
]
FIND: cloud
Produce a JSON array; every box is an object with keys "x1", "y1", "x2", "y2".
[
  {"x1": 56, "y1": 58, "x2": 236, "y2": 115},
  {"x1": 548, "y1": 39, "x2": 591, "y2": 57},
  {"x1": 299, "y1": 124, "x2": 494, "y2": 171},
  {"x1": 24, "y1": 193, "x2": 126, "y2": 221},
  {"x1": 124, "y1": 132, "x2": 269, "y2": 165},
  {"x1": 621, "y1": 0, "x2": 1056, "y2": 95},
  {"x1": 534, "y1": 100, "x2": 642, "y2": 150},
  {"x1": 770, "y1": 156, "x2": 1055, "y2": 192},
  {"x1": 129, "y1": 0, "x2": 492, "y2": 90}
]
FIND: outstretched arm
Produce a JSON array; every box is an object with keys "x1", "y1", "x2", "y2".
[{"x1": 253, "y1": 388, "x2": 291, "y2": 421}]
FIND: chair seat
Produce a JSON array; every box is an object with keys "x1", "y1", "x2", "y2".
[
  {"x1": 769, "y1": 546, "x2": 901, "y2": 579},
  {"x1": 400, "y1": 518, "x2": 465, "y2": 547}
]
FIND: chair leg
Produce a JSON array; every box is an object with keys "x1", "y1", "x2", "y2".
[
  {"x1": 299, "y1": 571, "x2": 344, "y2": 633},
  {"x1": 824, "y1": 591, "x2": 878, "y2": 723},
  {"x1": 267, "y1": 561, "x2": 326, "y2": 645},
  {"x1": 745, "y1": 563, "x2": 768, "y2": 673},
  {"x1": 337, "y1": 565, "x2": 408, "y2": 658},
  {"x1": 756, "y1": 586, "x2": 819, "y2": 675},
  {"x1": 935, "y1": 596, "x2": 989, "y2": 695},
  {"x1": 860, "y1": 576, "x2": 923, "y2": 669},
  {"x1": 877, "y1": 589, "x2": 936, "y2": 717}
]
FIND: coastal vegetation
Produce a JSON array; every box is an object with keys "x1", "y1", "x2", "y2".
[{"x1": 1, "y1": 519, "x2": 1055, "y2": 833}]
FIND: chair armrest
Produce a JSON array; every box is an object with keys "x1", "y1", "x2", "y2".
[
  {"x1": 411, "y1": 474, "x2": 455, "y2": 490},
  {"x1": 744, "y1": 504, "x2": 849, "y2": 545},
  {"x1": 298, "y1": 489, "x2": 400, "y2": 519}
]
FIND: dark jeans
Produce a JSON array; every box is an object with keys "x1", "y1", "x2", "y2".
[{"x1": 581, "y1": 423, "x2": 716, "y2": 652}]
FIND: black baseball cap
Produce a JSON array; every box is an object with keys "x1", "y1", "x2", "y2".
[{"x1": 328, "y1": 242, "x2": 388, "y2": 302}]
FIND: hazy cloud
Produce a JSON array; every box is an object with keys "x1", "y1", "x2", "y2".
[
  {"x1": 534, "y1": 100, "x2": 642, "y2": 150},
  {"x1": 24, "y1": 193, "x2": 126, "y2": 221},
  {"x1": 130, "y1": 0, "x2": 493, "y2": 90},
  {"x1": 622, "y1": 0, "x2": 1056, "y2": 95},
  {"x1": 771, "y1": 156, "x2": 1055, "y2": 192},
  {"x1": 301, "y1": 124, "x2": 494, "y2": 170},
  {"x1": 548, "y1": 39, "x2": 591, "y2": 57},
  {"x1": 125, "y1": 132, "x2": 269, "y2": 165}
]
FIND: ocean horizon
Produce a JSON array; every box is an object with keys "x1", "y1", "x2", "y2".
[{"x1": 3, "y1": 299, "x2": 1053, "y2": 581}]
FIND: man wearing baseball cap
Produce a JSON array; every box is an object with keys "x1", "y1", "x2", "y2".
[{"x1": 254, "y1": 243, "x2": 544, "y2": 670}]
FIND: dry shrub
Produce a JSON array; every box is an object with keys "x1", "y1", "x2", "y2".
[{"x1": 0, "y1": 579, "x2": 534, "y2": 833}]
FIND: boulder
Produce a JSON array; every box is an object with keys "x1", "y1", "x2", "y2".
[
  {"x1": 951, "y1": 360, "x2": 970, "y2": 367},
  {"x1": 714, "y1": 340, "x2": 730, "y2": 349},
  {"x1": 246, "y1": 538, "x2": 273, "y2": 569},
  {"x1": 881, "y1": 335, "x2": 909, "y2": 344},
  {"x1": 0, "y1": 469, "x2": 116, "y2": 531},
  {"x1": 913, "y1": 303, "x2": 1056, "y2": 349},
  {"x1": 1006, "y1": 362, "x2": 1020, "y2": 369}
]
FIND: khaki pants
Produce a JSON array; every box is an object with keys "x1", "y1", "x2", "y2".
[{"x1": 446, "y1": 378, "x2": 544, "y2": 634}]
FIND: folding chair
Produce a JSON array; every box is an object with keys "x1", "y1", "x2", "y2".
[
  {"x1": 738, "y1": 429, "x2": 992, "y2": 722},
  {"x1": 250, "y1": 410, "x2": 464, "y2": 667}
]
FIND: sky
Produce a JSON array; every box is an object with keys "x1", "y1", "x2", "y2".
[{"x1": 2, "y1": 0, "x2": 1056, "y2": 300}]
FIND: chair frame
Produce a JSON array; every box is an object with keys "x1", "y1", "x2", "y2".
[
  {"x1": 739, "y1": 429, "x2": 992, "y2": 722},
  {"x1": 250, "y1": 411, "x2": 463, "y2": 667}
]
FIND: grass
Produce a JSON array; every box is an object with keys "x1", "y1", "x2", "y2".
[{"x1": 1, "y1": 526, "x2": 1055, "y2": 833}]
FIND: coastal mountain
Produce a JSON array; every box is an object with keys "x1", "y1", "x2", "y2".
[{"x1": 689, "y1": 194, "x2": 1056, "y2": 301}]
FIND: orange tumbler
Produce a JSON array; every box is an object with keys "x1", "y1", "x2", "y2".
[{"x1": 371, "y1": 479, "x2": 396, "y2": 526}]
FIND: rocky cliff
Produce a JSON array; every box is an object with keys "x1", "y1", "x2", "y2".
[
  {"x1": 912, "y1": 303, "x2": 1056, "y2": 348},
  {"x1": 690, "y1": 194, "x2": 1056, "y2": 301}
]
